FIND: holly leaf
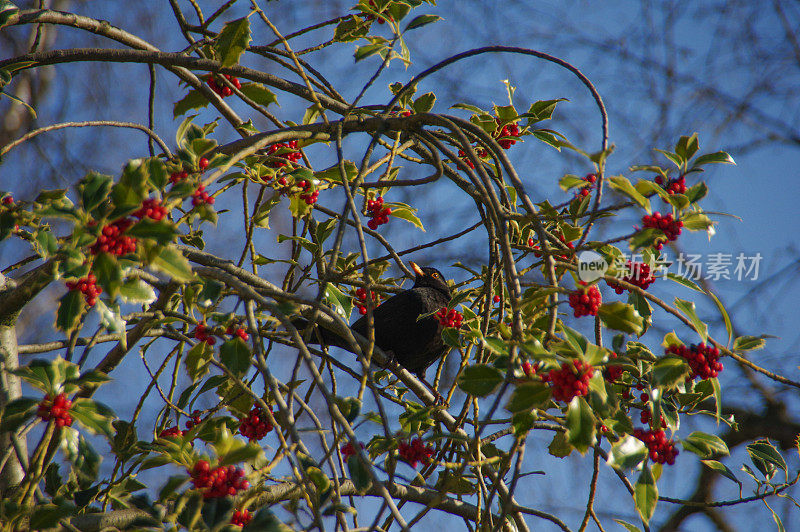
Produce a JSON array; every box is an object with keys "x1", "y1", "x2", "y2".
[
  {"x1": 457, "y1": 365, "x2": 503, "y2": 397},
  {"x1": 634, "y1": 464, "x2": 658, "y2": 523},
  {"x1": 215, "y1": 17, "x2": 251, "y2": 67},
  {"x1": 598, "y1": 302, "x2": 644, "y2": 335}
]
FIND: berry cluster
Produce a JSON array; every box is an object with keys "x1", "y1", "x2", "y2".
[
  {"x1": 193, "y1": 323, "x2": 216, "y2": 345},
  {"x1": 90, "y1": 219, "x2": 136, "y2": 256},
  {"x1": 458, "y1": 147, "x2": 488, "y2": 169},
  {"x1": 226, "y1": 325, "x2": 249, "y2": 341},
  {"x1": 607, "y1": 261, "x2": 656, "y2": 294},
  {"x1": 158, "y1": 426, "x2": 185, "y2": 439},
  {"x1": 37, "y1": 393, "x2": 73, "y2": 428},
  {"x1": 66, "y1": 273, "x2": 102, "y2": 306},
  {"x1": 206, "y1": 74, "x2": 241, "y2": 98},
  {"x1": 231, "y1": 509, "x2": 252, "y2": 527},
  {"x1": 655, "y1": 174, "x2": 687, "y2": 195},
  {"x1": 574, "y1": 173, "x2": 597, "y2": 201},
  {"x1": 603, "y1": 352, "x2": 624, "y2": 382},
  {"x1": 238, "y1": 406, "x2": 274, "y2": 441},
  {"x1": 191, "y1": 184, "x2": 215, "y2": 207},
  {"x1": 540, "y1": 360, "x2": 595, "y2": 403},
  {"x1": 666, "y1": 342, "x2": 723, "y2": 380},
  {"x1": 2, "y1": 195, "x2": 12, "y2": 205},
  {"x1": 568, "y1": 284, "x2": 602, "y2": 317},
  {"x1": 341, "y1": 441, "x2": 365, "y2": 460},
  {"x1": 528, "y1": 233, "x2": 575, "y2": 261},
  {"x1": 267, "y1": 140, "x2": 302, "y2": 168},
  {"x1": 398, "y1": 438, "x2": 434, "y2": 468},
  {"x1": 436, "y1": 307, "x2": 463, "y2": 328},
  {"x1": 133, "y1": 198, "x2": 168, "y2": 221},
  {"x1": 639, "y1": 408, "x2": 667, "y2": 428},
  {"x1": 521, "y1": 360, "x2": 539, "y2": 378},
  {"x1": 641, "y1": 212, "x2": 682, "y2": 250},
  {"x1": 185, "y1": 410, "x2": 203, "y2": 430},
  {"x1": 353, "y1": 287, "x2": 380, "y2": 315},
  {"x1": 297, "y1": 180, "x2": 319, "y2": 205},
  {"x1": 494, "y1": 119, "x2": 521, "y2": 149},
  {"x1": 170, "y1": 170, "x2": 189, "y2": 184},
  {"x1": 633, "y1": 428, "x2": 678, "y2": 465},
  {"x1": 366, "y1": 196, "x2": 392, "y2": 229},
  {"x1": 188, "y1": 461, "x2": 250, "y2": 499}
]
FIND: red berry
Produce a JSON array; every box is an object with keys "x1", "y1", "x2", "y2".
[
  {"x1": 568, "y1": 285, "x2": 602, "y2": 317},
  {"x1": 198, "y1": 157, "x2": 209, "y2": 170}
]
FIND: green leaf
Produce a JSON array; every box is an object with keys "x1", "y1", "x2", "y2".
[
  {"x1": 655, "y1": 148, "x2": 684, "y2": 169},
  {"x1": 481, "y1": 336, "x2": 507, "y2": 356},
  {"x1": 674, "y1": 298, "x2": 708, "y2": 342},
  {"x1": 505, "y1": 382, "x2": 550, "y2": 413},
  {"x1": 608, "y1": 435, "x2": 647, "y2": 469},
  {"x1": 457, "y1": 364, "x2": 503, "y2": 397},
  {"x1": 315, "y1": 160, "x2": 358, "y2": 184},
  {"x1": 389, "y1": 204, "x2": 425, "y2": 231},
  {"x1": 747, "y1": 440, "x2": 787, "y2": 476},
  {"x1": 239, "y1": 83, "x2": 278, "y2": 107},
  {"x1": 681, "y1": 431, "x2": 729, "y2": 458},
  {"x1": 565, "y1": 396, "x2": 595, "y2": 454},
  {"x1": 70, "y1": 399, "x2": 115, "y2": 437},
  {"x1": 403, "y1": 13, "x2": 442, "y2": 31},
  {"x1": 354, "y1": 44, "x2": 385, "y2": 62},
  {"x1": 347, "y1": 455, "x2": 372, "y2": 491},
  {"x1": 185, "y1": 341, "x2": 213, "y2": 381},
  {"x1": 215, "y1": 17, "x2": 251, "y2": 67},
  {"x1": 412, "y1": 92, "x2": 435, "y2": 113},
  {"x1": 681, "y1": 211, "x2": 713, "y2": 231},
  {"x1": 675, "y1": 133, "x2": 699, "y2": 161},
  {"x1": 634, "y1": 463, "x2": 658, "y2": 524},
  {"x1": 608, "y1": 175, "x2": 651, "y2": 212},
  {"x1": 559, "y1": 174, "x2": 586, "y2": 191},
  {"x1": 34, "y1": 229, "x2": 58, "y2": 258},
  {"x1": 666, "y1": 272, "x2": 704, "y2": 293},
  {"x1": 119, "y1": 278, "x2": 156, "y2": 303},
  {"x1": 173, "y1": 89, "x2": 209, "y2": 118},
  {"x1": 159, "y1": 475, "x2": 189, "y2": 500},
  {"x1": 79, "y1": 173, "x2": 113, "y2": 214},
  {"x1": 0, "y1": 1, "x2": 20, "y2": 29},
  {"x1": 613, "y1": 520, "x2": 643, "y2": 532},
  {"x1": 707, "y1": 291, "x2": 732, "y2": 346},
  {"x1": 92, "y1": 251, "x2": 122, "y2": 298},
  {"x1": 242, "y1": 508, "x2": 286, "y2": 532},
  {"x1": 220, "y1": 337, "x2": 251, "y2": 378},
  {"x1": 522, "y1": 98, "x2": 567, "y2": 123},
  {"x1": 701, "y1": 459, "x2": 741, "y2": 486},
  {"x1": 28, "y1": 503, "x2": 78, "y2": 530},
  {"x1": 152, "y1": 245, "x2": 194, "y2": 282},
  {"x1": 127, "y1": 219, "x2": 177, "y2": 245},
  {"x1": 692, "y1": 151, "x2": 735, "y2": 167},
  {"x1": 651, "y1": 356, "x2": 690, "y2": 388},
  {"x1": 0, "y1": 397, "x2": 38, "y2": 433},
  {"x1": 733, "y1": 335, "x2": 767, "y2": 352},
  {"x1": 684, "y1": 182, "x2": 708, "y2": 203},
  {"x1": 333, "y1": 396, "x2": 361, "y2": 423},
  {"x1": 547, "y1": 431, "x2": 572, "y2": 458},
  {"x1": 56, "y1": 290, "x2": 84, "y2": 332},
  {"x1": 324, "y1": 283, "x2": 353, "y2": 320},
  {"x1": 334, "y1": 15, "x2": 369, "y2": 42},
  {"x1": 598, "y1": 302, "x2": 644, "y2": 335}
]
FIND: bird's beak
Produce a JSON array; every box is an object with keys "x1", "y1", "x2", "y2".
[{"x1": 409, "y1": 261, "x2": 425, "y2": 278}]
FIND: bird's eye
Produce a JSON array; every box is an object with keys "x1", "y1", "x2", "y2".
[{"x1": 431, "y1": 273, "x2": 439, "y2": 278}]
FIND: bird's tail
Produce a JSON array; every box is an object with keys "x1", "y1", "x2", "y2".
[{"x1": 290, "y1": 318, "x2": 351, "y2": 350}]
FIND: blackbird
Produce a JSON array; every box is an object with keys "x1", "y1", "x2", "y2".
[{"x1": 294, "y1": 261, "x2": 452, "y2": 378}]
